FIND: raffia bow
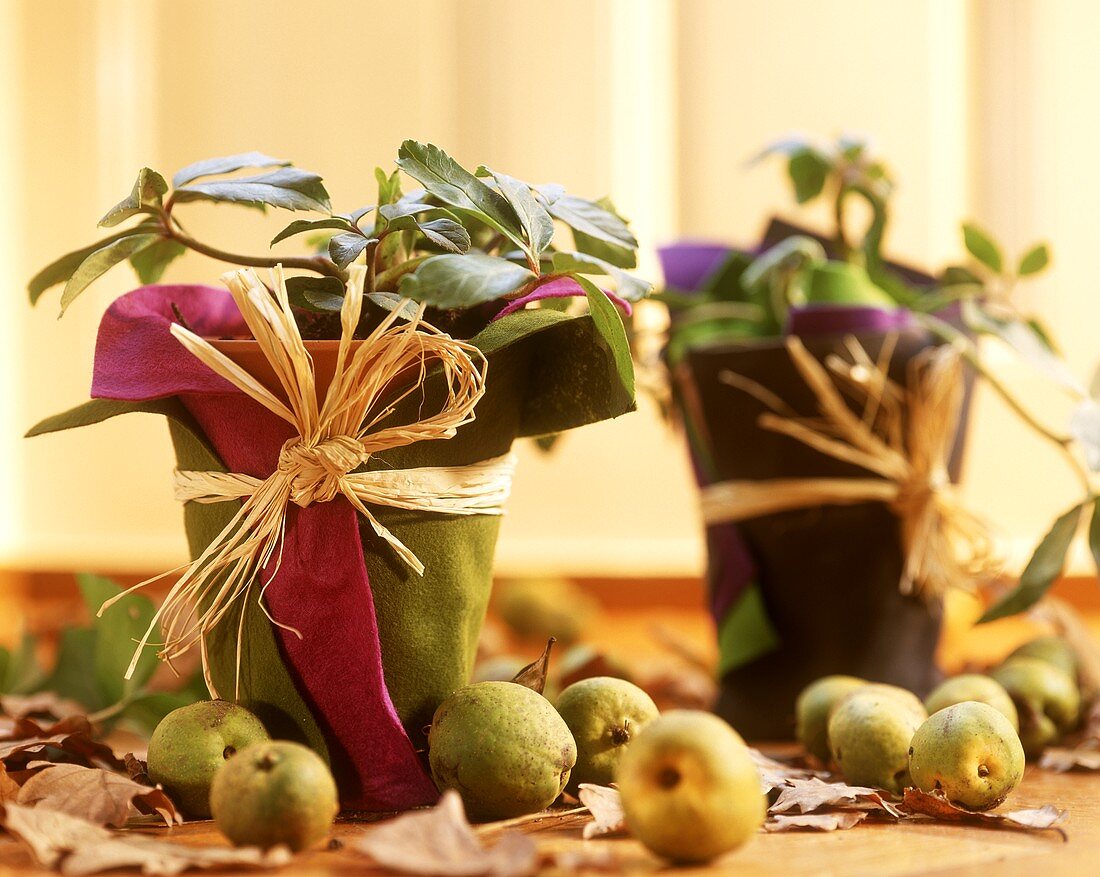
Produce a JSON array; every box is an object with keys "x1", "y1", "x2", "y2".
[
  {"x1": 103, "y1": 265, "x2": 516, "y2": 695},
  {"x1": 699, "y1": 334, "x2": 999, "y2": 599}
]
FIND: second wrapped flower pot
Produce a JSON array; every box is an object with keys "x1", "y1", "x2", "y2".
[{"x1": 674, "y1": 327, "x2": 971, "y2": 741}]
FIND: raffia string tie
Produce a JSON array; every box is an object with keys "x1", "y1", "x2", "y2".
[
  {"x1": 100, "y1": 264, "x2": 516, "y2": 696},
  {"x1": 698, "y1": 334, "x2": 999, "y2": 600}
]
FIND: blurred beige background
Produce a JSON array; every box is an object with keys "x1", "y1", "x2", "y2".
[{"x1": 0, "y1": 0, "x2": 1096, "y2": 577}]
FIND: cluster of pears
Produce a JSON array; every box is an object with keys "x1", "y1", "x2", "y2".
[
  {"x1": 429, "y1": 676, "x2": 765, "y2": 863},
  {"x1": 146, "y1": 701, "x2": 338, "y2": 851},
  {"x1": 795, "y1": 634, "x2": 1082, "y2": 811}
]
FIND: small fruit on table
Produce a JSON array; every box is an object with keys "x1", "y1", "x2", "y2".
[
  {"x1": 211, "y1": 740, "x2": 338, "y2": 851},
  {"x1": 147, "y1": 700, "x2": 269, "y2": 818},
  {"x1": 908, "y1": 701, "x2": 1025, "y2": 811},
  {"x1": 1007, "y1": 635, "x2": 1079, "y2": 682},
  {"x1": 925, "y1": 674, "x2": 1019, "y2": 730},
  {"x1": 794, "y1": 675, "x2": 866, "y2": 763},
  {"x1": 614, "y1": 710, "x2": 765, "y2": 864},
  {"x1": 828, "y1": 689, "x2": 926, "y2": 793},
  {"x1": 556, "y1": 676, "x2": 659, "y2": 791},
  {"x1": 991, "y1": 657, "x2": 1081, "y2": 758},
  {"x1": 428, "y1": 681, "x2": 577, "y2": 821}
]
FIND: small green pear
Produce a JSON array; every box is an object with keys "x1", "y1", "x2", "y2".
[
  {"x1": 147, "y1": 701, "x2": 270, "y2": 818},
  {"x1": 908, "y1": 701, "x2": 1025, "y2": 811},
  {"x1": 428, "y1": 682, "x2": 576, "y2": 822},
  {"x1": 1007, "y1": 636, "x2": 1078, "y2": 682},
  {"x1": 794, "y1": 675, "x2": 866, "y2": 763},
  {"x1": 615, "y1": 711, "x2": 765, "y2": 864},
  {"x1": 210, "y1": 741, "x2": 338, "y2": 851},
  {"x1": 556, "y1": 677, "x2": 659, "y2": 792},
  {"x1": 925, "y1": 675, "x2": 1018, "y2": 731},
  {"x1": 990, "y1": 658, "x2": 1080, "y2": 758},
  {"x1": 828, "y1": 690, "x2": 926, "y2": 792}
]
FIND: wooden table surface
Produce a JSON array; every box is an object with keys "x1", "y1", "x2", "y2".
[{"x1": 0, "y1": 762, "x2": 1096, "y2": 877}]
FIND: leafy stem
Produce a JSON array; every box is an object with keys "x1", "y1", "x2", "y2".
[
  {"x1": 160, "y1": 213, "x2": 348, "y2": 281},
  {"x1": 917, "y1": 311, "x2": 1093, "y2": 494}
]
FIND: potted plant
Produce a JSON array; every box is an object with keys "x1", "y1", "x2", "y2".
[
  {"x1": 654, "y1": 134, "x2": 1055, "y2": 739},
  {"x1": 26, "y1": 143, "x2": 649, "y2": 810}
]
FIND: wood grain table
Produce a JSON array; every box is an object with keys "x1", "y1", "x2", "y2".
[{"x1": 0, "y1": 761, "x2": 1096, "y2": 877}]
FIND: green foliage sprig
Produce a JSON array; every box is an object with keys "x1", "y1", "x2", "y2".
[{"x1": 28, "y1": 143, "x2": 651, "y2": 350}]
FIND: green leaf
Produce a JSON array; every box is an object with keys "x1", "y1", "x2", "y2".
[
  {"x1": 962, "y1": 222, "x2": 1004, "y2": 273},
  {"x1": 271, "y1": 217, "x2": 356, "y2": 246},
  {"x1": 1017, "y1": 242, "x2": 1051, "y2": 276},
  {"x1": 571, "y1": 273, "x2": 634, "y2": 398},
  {"x1": 99, "y1": 168, "x2": 169, "y2": 227},
  {"x1": 375, "y1": 166, "x2": 403, "y2": 206},
  {"x1": 78, "y1": 573, "x2": 158, "y2": 702},
  {"x1": 0, "y1": 633, "x2": 42, "y2": 695},
  {"x1": 788, "y1": 149, "x2": 830, "y2": 203},
  {"x1": 940, "y1": 264, "x2": 984, "y2": 288},
  {"x1": 285, "y1": 276, "x2": 346, "y2": 312},
  {"x1": 416, "y1": 218, "x2": 471, "y2": 254},
  {"x1": 367, "y1": 292, "x2": 420, "y2": 320},
  {"x1": 979, "y1": 503, "x2": 1084, "y2": 622},
  {"x1": 572, "y1": 228, "x2": 637, "y2": 269},
  {"x1": 172, "y1": 152, "x2": 290, "y2": 188},
  {"x1": 27, "y1": 223, "x2": 160, "y2": 304},
  {"x1": 479, "y1": 166, "x2": 554, "y2": 257},
  {"x1": 59, "y1": 233, "x2": 162, "y2": 315},
  {"x1": 396, "y1": 141, "x2": 523, "y2": 248},
  {"x1": 378, "y1": 195, "x2": 438, "y2": 224},
  {"x1": 130, "y1": 238, "x2": 186, "y2": 284},
  {"x1": 37, "y1": 627, "x2": 103, "y2": 708},
  {"x1": 962, "y1": 300, "x2": 1081, "y2": 393},
  {"x1": 328, "y1": 232, "x2": 375, "y2": 268},
  {"x1": 537, "y1": 188, "x2": 638, "y2": 251},
  {"x1": 550, "y1": 251, "x2": 651, "y2": 302},
  {"x1": 173, "y1": 167, "x2": 331, "y2": 213},
  {"x1": 398, "y1": 252, "x2": 533, "y2": 309}
]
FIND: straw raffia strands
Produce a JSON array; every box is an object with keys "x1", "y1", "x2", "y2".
[
  {"x1": 699, "y1": 335, "x2": 999, "y2": 600},
  {"x1": 101, "y1": 265, "x2": 516, "y2": 696}
]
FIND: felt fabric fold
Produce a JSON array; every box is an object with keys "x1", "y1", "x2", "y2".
[{"x1": 91, "y1": 285, "x2": 438, "y2": 810}]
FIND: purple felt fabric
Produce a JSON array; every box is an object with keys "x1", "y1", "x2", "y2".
[
  {"x1": 784, "y1": 304, "x2": 915, "y2": 338},
  {"x1": 492, "y1": 276, "x2": 632, "y2": 321},
  {"x1": 90, "y1": 285, "x2": 439, "y2": 811},
  {"x1": 657, "y1": 242, "x2": 733, "y2": 292}
]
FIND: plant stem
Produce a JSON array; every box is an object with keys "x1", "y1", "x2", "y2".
[
  {"x1": 917, "y1": 312, "x2": 1093, "y2": 493},
  {"x1": 166, "y1": 225, "x2": 348, "y2": 281},
  {"x1": 374, "y1": 256, "x2": 430, "y2": 291},
  {"x1": 833, "y1": 184, "x2": 850, "y2": 259}
]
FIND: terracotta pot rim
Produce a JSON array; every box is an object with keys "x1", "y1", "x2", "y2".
[{"x1": 209, "y1": 338, "x2": 354, "y2": 352}]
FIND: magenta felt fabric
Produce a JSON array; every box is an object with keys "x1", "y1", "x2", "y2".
[
  {"x1": 91, "y1": 285, "x2": 439, "y2": 810},
  {"x1": 492, "y1": 276, "x2": 632, "y2": 320}
]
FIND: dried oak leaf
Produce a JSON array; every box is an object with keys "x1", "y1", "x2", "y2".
[
  {"x1": 899, "y1": 789, "x2": 1068, "y2": 838},
  {"x1": 16, "y1": 764, "x2": 181, "y2": 828},
  {"x1": 543, "y1": 847, "x2": 621, "y2": 871},
  {"x1": 0, "y1": 716, "x2": 122, "y2": 772},
  {"x1": 0, "y1": 763, "x2": 21, "y2": 802},
  {"x1": 0, "y1": 803, "x2": 290, "y2": 875},
  {"x1": 124, "y1": 754, "x2": 153, "y2": 786},
  {"x1": 356, "y1": 790, "x2": 538, "y2": 877},
  {"x1": 576, "y1": 784, "x2": 626, "y2": 840},
  {"x1": 764, "y1": 811, "x2": 868, "y2": 832},
  {"x1": 769, "y1": 777, "x2": 903, "y2": 819},
  {"x1": 1039, "y1": 746, "x2": 1100, "y2": 772}
]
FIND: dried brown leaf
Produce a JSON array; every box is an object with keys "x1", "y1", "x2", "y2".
[
  {"x1": 770, "y1": 777, "x2": 903, "y2": 818},
  {"x1": 1, "y1": 694, "x2": 86, "y2": 722},
  {"x1": 511, "y1": 638, "x2": 556, "y2": 696},
  {"x1": 577, "y1": 784, "x2": 626, "y2": 840},
  {"x1": 0, "y1": 803, "x2": 290, "y2": 875},
  {"x1": 899, "y1": 789, "x2": 1068, "y2": 838},
  {"x1": 356, "y1": 790, "x2": 538, "y2": 877},
  {"x1": 764, "y1": 811, "x2": 868, "y2": 832},
  {"x1": 16, "y1": 764, "x2": 181, "y2": 828},
  {"x1": 0, "y1": 763, "x2": 21, "y2": 802},
  {"x1": 747, "y1": 748, "x2": 823, "y2": 794},
  {"x1": 636, "y1": 664, "x2": 717, "y2": 712},
  {"x1": 0, "y1": 716, "x2": 122, "y2": 772},
  {"x1": 1039, "y1": 746, "x2": 1100, "y2": 772},
  {"x1": 543, "y1": 847, "x2": 621, "y2": 871}
]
